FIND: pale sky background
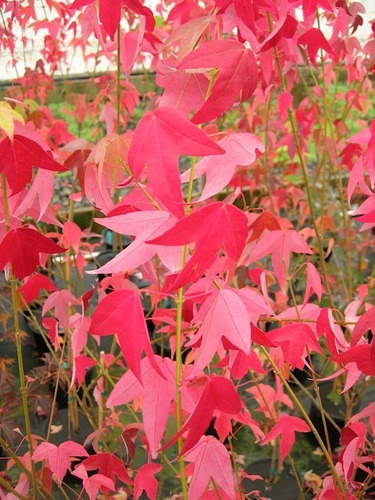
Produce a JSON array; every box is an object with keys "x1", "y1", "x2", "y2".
[{"x1": 0, "y1": 0, "x2": 374, "y2": 81}]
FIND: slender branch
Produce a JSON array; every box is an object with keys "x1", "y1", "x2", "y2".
[
  {"x1": 0, "y1": 476, "x2": 29, "y2": 500},
  {"x1": 1, "y1": 174, "x2": 39, "y2": 499},
  {"x1": 116, "y1": 25, "x2": 121, "y2": 135},
  {"x1": 259, "y1": 345, "x2": 348, "y2": 499}
]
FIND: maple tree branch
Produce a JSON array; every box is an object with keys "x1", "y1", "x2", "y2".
[
  {"x1": 259, "y1": 345, "x2": 348, "y2": 499},
  {"x1": 171, "y1": 66, "x2": 222, "y2": 500},
  {"x1": 249, "y1": 370, "x2": 305, "y2": 499},
  {"x1": 120, "y1": 158, "x2": 162, "y2": 210},
  {"x1": 266, "y1": 12, "x2": 334, "y2": 308},
  {"x1": 316, "y1": 12, "x2": 353, "y2": 300},
  {"x1": 262, "y1": 92, "x2": 276, "y2": 215},
  {"x1": 175, "y1": 285, "x2": 189, "y2": 500},
  {"x1": 1, "y1": 173, "x2": 39, "y2": 500},
  {"x1": 283, "y1": 258, "x2": 334, "y2": 461},
  {"x1": 116, "y1": 24, "x2": 121, "y2": 135},
  {"x1": 0, "y1": 435, "x2": 54, "y2": 500}
]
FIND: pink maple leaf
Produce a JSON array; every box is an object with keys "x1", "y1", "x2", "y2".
[
  {"x1": 42, "y1": 289, "x2": 80, "y2": 329},
  {"x1": 185, "y1": 436, "x2": 235, "y2": 500},
  {"x1": 128, "y1": 106, "x2": 224, "y2": 217},
  {"x1": 247, "y1": 230, "x2": 313, "y2": 289},
  {"x1": 71, "y1": 463, "x2": 115, "y2": 500},
  {"x1": 33, "y1": 441, "x2": 89, "y2": 483},
  {"x1": 181, "y1": 133, "x2": 264, "y2": 201},
  {"x1": 106, "y1": 356, "x2": 175, "y2": 457},
  {"x1": 89, "y1": 210, "x2": 180, "y2": 275},
  {"x1": 187, "y1": 288, "x2": 259, "y2": 375}
]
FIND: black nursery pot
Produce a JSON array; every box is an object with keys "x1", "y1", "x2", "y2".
[{"x1": 242, "y1": 458, "x2": 312, "y2": 500}]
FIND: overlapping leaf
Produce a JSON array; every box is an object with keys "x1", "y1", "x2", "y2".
[
  {"x1": 128, "y1": 106, "x2": 224, "y2": 217},
  {"x1": 81, "y1": 453, "x2": 133, "y2": 489},
  {"x1": 106, "y1": 356, "x2": 175, "y2": 457},
  {"x1": 91, "y1": 210, "x2": 181, "y2": 275},
  {"x1": 33, "y1": 441, "x2": 88, "y2": 483},
  {"x1": 0, "y1": 134, "x2": 67, "y2": 194},
  {"x1": 185, "y1": 436, "x2": 235, "y2": 500},
  {"x1": 90, "y1": 289, "x2": 160, "y2": 382},
  {"x1": 181, "y1": 133, "x2": 264, "y2": 201},
  {"x1": 71, "y1": 0, "x2": 154, "y2": 39},
  {"x1": 0, "y1": 228, "x2": 65, "y2": 280},
  {"x1": 178, "y1": 39, "x2": 258, "y2": 123},
  {"x1": 163, "y1": 375, "x2": 242, "y2": 455},
  {"x1": 248, "y1": 230, "x2": 313, "y2": 289},
  {"x1": 148, "y1": 202, "x2": 248, "y2": 290}
]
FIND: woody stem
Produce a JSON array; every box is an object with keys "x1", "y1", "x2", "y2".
[{"x1": 1, "y1": 173, "x2": 39, "y2": 499}]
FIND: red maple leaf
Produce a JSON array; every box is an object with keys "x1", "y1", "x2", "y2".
[
  {"x1": 148, "y1": 202, "x2": 248, "y2": 290},
  {"x1": 163, "y1": 375, "x2": 242, "y2": 455},
  {"x1": 248, "y1": 211, "x2": 281, "y2": 242},
  {"x1": 0, "y1": 228, "x2": 66, "y2": 280},
  {"x1": 17, "y1": 273, "x2": 56, "y2": 302},
  {"x1": 134, "y1": 463, "x2": 163, "y2": 500},
  {"x1": 0, "y1": 134, "x2": 67, "y2": 195},
  {"x1": 268, "y1": 323, "x2": 323, "y2": 369},
  {"x1": 178, "y1": 39, "x2": 258, "y2": 123},
  {"x1": 298, "y1": 28, "x2": 335, "y2": 67},
  {"x1": 350, "y1": 306, "x2": 375, "y2": 346},
  {"x1": 70, "y1": 0, "x2": 154, "y2": 39},
  {"x1": 90, "y1": 289, "x2": 160, "y2": 382},
  {"x1": 302, "y1": 0, "x2": 333, "y2": 18},
  {"x1": 259, "y1": 14, "x2": 298, "y2": 52},
  {"x1": 71, "y1": 354, "x2": 97, "y2": 388},
  {"x1": 81, "y1": 453, "x2": 133, "y2": 492},
  {"x1": 262, "y1": 416, "x2": 310, "y2": 460},
  {"x1": 128, "y1": 106, "x2": 224, "y2": 217},
  {"x1": 334, "y1": 341, "x2": 375, "y2": 376}
]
